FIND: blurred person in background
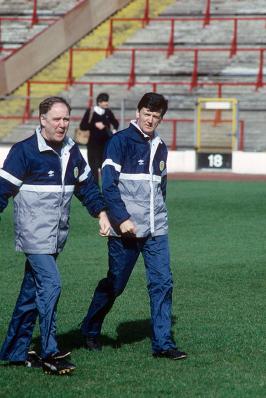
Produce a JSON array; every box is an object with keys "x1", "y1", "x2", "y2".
[{"x1": 79, "y1": 92, "x2": 119, "y2": 184}]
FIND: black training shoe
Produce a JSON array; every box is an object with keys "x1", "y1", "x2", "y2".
[
  {"x1": 42, "y1": 352, "x2": 76, "y2": 375},
  {"x1": 51, "y1": 350, "x2": 71, "y2": 359},
  {"x1": 85, "y1": 336, "x2": 102, "y2": 351},
  {"x1": 152, "y1": 349, "x2": 187, "y2": 360},
  {"x1": 25, "y1": 351, "x2": 42, "y2": 368},
  {"x1": 9, "y1": 351, "x2": 42, "y2": 368}
]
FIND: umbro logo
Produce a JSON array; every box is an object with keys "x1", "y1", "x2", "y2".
[
  {"x1": 138, "y1": 159, "x2": 144, "y2": 165},
  {"x1": 48, "y1": 170, "x2": 55, "y2": 177}
]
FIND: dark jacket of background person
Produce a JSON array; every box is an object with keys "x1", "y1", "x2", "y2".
[
  {"x1": 80, "y1": 107, "x2": 119, "y2": 148},
  {"x1": 79, "y1": 106, "x2": 119, "y2": 183}
]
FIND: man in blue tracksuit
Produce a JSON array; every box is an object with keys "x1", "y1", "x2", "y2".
[
  {"x1": 0, "y1": 96, "x2": 110, "y2": 374},
  {"x1": 81, "y1": 92, "x2": 187, "y2": 360}
]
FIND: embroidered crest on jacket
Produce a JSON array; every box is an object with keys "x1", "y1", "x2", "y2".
[{"x1": 74, "y1": 167, "x2": 79, "y2": 178}]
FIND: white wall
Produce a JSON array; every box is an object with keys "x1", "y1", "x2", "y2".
[
  {"x1": 0, "y1": 145, "x2": 266, "y2": 175},
  {"x1": 232, "y1": 151, "x2": 266, "y2": 175},
  {"x1": 167, "y1": 150, "x2": 196, "y2": 173},
  {"x1": 0, "y1": 145, "x2": 12, "y2": 168}
]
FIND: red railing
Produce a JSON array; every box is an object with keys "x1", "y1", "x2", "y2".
[
  {"x1": 3, "y1": 11, "x2": 266, "y2": 96},
  {"x1": 20, "y1": 79, "x2": 246, "y2": 150},
  {"x1": 31, "y1": 0, "x2": 38, "y2": 26},
  {"x1": 0, "y1": 0, "x2": 255, "y2": 152},
  {"x1": 204, "y1": 0, "x2": 211, "y2": 26},
  {"x1": 0, "y1": 0, "x2": 150, "y2": 52},
  {"x1": 167, "y1": 118, "x2": 245, "y2": 151},
  {"x1": 0, "y1": 112, "x2": 245, "y2": 151},
  {"x1": 106, "y1": 15, "x2": 266, "y2": 56},
  {"x1": 0, "y1": 16, "x2": 58, "y2": 52},
  {"x1": 65, "y1": 46, "x2": 266, "y2": 92},
  {"x1": 0, "y1": 0, "x2": 88, "y2": 50},
  {"x1": 0, "y1": 0, "x2": 39, "y2": 29},
  {"x1": 21, "y1": 77, "x2": 262, "y2": 126}
]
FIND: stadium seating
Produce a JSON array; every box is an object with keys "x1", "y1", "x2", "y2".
[
  {"x1": 1, "y1": 0, "x2": 266, "y2": 152},
  {"x1": 0, "y1": 0, "x2": 79, "y2": 56},
  {"x1": 66, "y1": 0, "x2": 266, "y2": 151}
]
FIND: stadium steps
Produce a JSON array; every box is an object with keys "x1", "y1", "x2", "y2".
[
  {"x1": 161, "y1": 0, "x2": 266, "y2": 16},
  {"x1": 64, "y1": 0, "x2": 266, "y2": 152},
  {"x1": 2, "y1": 0, "x2": 266, "y2": 151},
  {"x1": 1, "y1": 0, "x2": 174, "y2": 143},
  {"x1": 0, "y1": 0, "x2": 79, "y2": 15},
  {"x1": 0, "y1": 0, "x2": 80, "y2": 50}
]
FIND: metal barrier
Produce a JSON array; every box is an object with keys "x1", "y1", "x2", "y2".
[
  {"x1": 0, "y1": 104, "x2": 245, "y2": 151},
  {"x1": 64, "y1": 46, "x2": 266, "y2": 92}
]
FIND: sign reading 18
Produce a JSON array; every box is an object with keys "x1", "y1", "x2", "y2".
[{"x1": 207, "y1": 154, "x2": 223, "y2": 168}]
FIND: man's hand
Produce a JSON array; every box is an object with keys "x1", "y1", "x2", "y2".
[
  {"x1": 98, "y1": 211, "x2": 111, "y2": 236},
  {"x1": 120, "y1": 219, "x2": 137, "y2": 236},
  {"x1": 95, "y1": 122, "x2": 105, "y2": 130}
]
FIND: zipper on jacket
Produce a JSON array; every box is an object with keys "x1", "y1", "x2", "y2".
[
  {"x1": 149, "y1": 137, "x2": 162, "y2": 236},
  {"x1": 54, "y1": 150, "x2": 64, "y2": 253}
]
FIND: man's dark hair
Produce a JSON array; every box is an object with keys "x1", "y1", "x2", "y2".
[
  {"x1": 39, "y1": 96, "x2": 71, "y2": 116},
  {"x1": 137, "y1": 92, "x2": 168, "y2": 117},
  {"x1": 96, "y1": 92, "x2": 109, "y2": 104}
]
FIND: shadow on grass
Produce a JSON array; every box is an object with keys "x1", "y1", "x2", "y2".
[
  {"x1": 28, "y1": 316, "x2": 176, "y2": 353},
  {"x1": 30, "y1": 329, "x2": 120, "y2": 353},
  {"x1": 116, "y1": 316, "x2": 177, "y2": 346},
  {"x1": 116, "y1": 318, "x2": 151, "y2": 345}
]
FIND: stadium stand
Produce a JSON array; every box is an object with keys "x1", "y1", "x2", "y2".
[
  {"x1": 0, "y1": 0, "x2": 173, "y2": 141},
  {"x1": 0, "y1": 0, "x2": 79, "y2": 55},
  {"x1": 0, "y1": 0, "x2": 135, "y2": 139},
  {"x1": 1, "y1": 0, "x2": 266, "y2": 155}
]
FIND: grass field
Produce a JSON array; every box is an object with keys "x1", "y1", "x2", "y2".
[{"x1": 0, "y1": 180, "x2": 265, "y2": 397}]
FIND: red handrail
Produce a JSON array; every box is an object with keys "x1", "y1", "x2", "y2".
[
  {"x1": 23, "y1": 81, "x2": 31, "y2": 122},
  {"x1": 203, "y1": 0, "x2": 211, "y2": 27},
  {"x1": 0, "y1": 109, "x2": 245, "y2": 151},
  {"x1": 167, "y1": 19, "x2": 175, "y2": 58},
  {"x1": 88, "y1": 83, "x2": 94, "y2": 108},
  {"x1": 65, "y1": 46, "x2": 266, "y2": 92},
  {"x1": 67, "y1": 48, "x2": 74, "y2": 87},
  {"x1": 239, "y1": 120, "x2": 245, "y2": 151},
  {"x1": 107, "y1": 15, "x2": 266, "y2": 60},
  {"x1": 190, "y1": 49, "x2": 198, "y2": 90},
  {"x1": 31, "y1": 0, "x2": 39, "y2": 26},
  {"x1": 128, "y1": 49, "x2": 136, "y2": 89},
  {"x1": 170, "y1": 120, "x2": 177, "y2": 150},
  {"x1": 106, "y1": 19, "x2": 114, "y2": 56},
  {"x1": 230, "y1": 19, "x2": 238, "y2": 57},
  {"x1": 256, "y1": 49, "x2": 264, "y2": 89},
  {"x1": 143, "y1": 0, "x2": 150, "y2": 26}
]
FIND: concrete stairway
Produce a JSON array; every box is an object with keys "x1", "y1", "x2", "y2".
[
  {"x1": 0, "y1": 0, "x2": 80, "y2": 56},
  {"x1": 0, "y1": 0, "x2": 79, "y2": 15}
]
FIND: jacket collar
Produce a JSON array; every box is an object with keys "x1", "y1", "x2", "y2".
[
  {"x1": 94, "y1": 105, "x2": 105, "y2": 115},
  {"x1": 130, "y1": 120, "x2": 162, "y2": 144},
  {"x1": 36, "y1": 126, "x2": 75, "y2": 153}
]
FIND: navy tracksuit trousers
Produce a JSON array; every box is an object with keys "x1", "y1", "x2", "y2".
[
  {"x1": 0, "y1": 254, "x2": 61, "y2": 361},
  {"x1": 81, "y1": 234, "x2": 176, "y2": 352}
]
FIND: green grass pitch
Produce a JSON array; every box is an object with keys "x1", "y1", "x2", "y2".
[{"x1": 0, "y1": 180, "x2": 265, "y2": 397}]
